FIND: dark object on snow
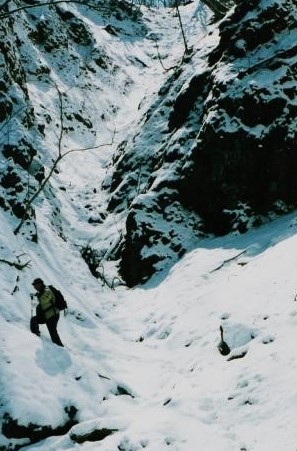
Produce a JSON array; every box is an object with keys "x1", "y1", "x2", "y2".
[
  {"x1": 70, "y1": 427, "x2": 118, "y2": 444},
  {"x1": 227, "y1": 348, "x2": 248, "y2": 361},
  {"x1": 217, "y1": 325, "x2": 230, "y2": 356},
  {"x1": 49, "y1": 284, "x2": 68, "y2": 311}
]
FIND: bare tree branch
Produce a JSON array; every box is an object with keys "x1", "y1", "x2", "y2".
[
  {"x1": 0, "y1": 0, "x2": 109, "y2": 20},
  {"x1": 153, "y1": 38, "x2": 177, "y2": 72},
  {"x1": 0, "y1": 257, "x2": 31, "y2": 270},
  {"x1": 96, "y1": 262, "x2": 125, "y2": 290},
  {"x1": 174, "y1": 0, "x2": 189, "y2": 54},
  {"x1": 152, "y1": 1, "x2": 191, "y2": 73},
  {"x1": 210, "y1": 250, "x2": 247, "y2": 273},
  {"x1": 13, "y1": 83, "x2": 116, "y2": 235}
]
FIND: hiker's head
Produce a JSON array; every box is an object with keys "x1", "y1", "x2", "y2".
[{"x1": 32, "y1": 278, "x2": 45, "y2": 292}]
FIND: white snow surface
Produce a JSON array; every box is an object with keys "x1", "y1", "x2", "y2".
[{"x1": 0, "y1": 1, "x2": 297, "y2": 450}]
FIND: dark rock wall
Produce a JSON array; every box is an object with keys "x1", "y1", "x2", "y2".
[
  {"x1": 0, "y1": 15, "x2": 41, "y2": 237},
  {"x1": 178, "y1": 0, "x2": 297, "y2": 234},
  {"x1": 107, "y1": 0, "x2": 297, "y2": 285}
]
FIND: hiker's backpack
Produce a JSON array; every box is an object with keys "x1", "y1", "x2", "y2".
[{"x1": 49, "y1": 285, "x2": 68, "y2": 311}]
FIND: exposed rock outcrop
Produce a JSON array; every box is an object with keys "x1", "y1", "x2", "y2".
[
  {"x1": 107, "y1": 0, "x2": 297, "y2": 285},
  {"x1": 178, "y1": 0, "x2": 297, "y2": 235}
]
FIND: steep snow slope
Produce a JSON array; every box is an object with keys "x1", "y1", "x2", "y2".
[{"x1": 1, "y1": 203, "x2": 297, "y2": 450}]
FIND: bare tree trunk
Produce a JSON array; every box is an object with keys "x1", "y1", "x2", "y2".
[{"x1": 174, "y1": 0, "x2": 189, "y2": 54}]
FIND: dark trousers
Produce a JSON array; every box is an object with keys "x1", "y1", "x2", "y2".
[{"x1": 30, "y1": 314, "x2": 64, "y2": 347}]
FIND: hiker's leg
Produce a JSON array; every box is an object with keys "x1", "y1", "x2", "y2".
[
  {"x1": 46, "y1": 316, "x2": 64, "y2": 347},
  {"x1": 30, "y1": 316, "x2": 40, "y2": 336}
]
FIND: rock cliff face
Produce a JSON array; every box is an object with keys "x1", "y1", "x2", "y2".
[
  {"x1": 106, "y1": 0, "x2": 297, "y2": 286},
  {"x1": 0, "y1": 10, "x2": 41, "y2": 239},
  {"x1": 178, "y1": 0, "x2": 297, "y2": 235}
]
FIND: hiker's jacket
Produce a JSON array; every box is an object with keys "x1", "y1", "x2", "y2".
[{"x1": 37, "y1": 287, "x2": 58, "y2": 320}]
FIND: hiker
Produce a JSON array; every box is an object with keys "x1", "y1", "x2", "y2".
[{"x1": 30, "y1": 278, "x2": 64, "y2": 347}]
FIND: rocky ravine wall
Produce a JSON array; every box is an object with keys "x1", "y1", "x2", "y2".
[
  {"x1": 106, "y1": 0, "x2": 297, "y2": 286},
  {"x1": 0, "y1": 0, "x2": 145, "y2": 245},
  {"x1": 177, "y1": 0, "x2": 297, "y2": 235},
  {"x1": 0, "y1": 12, "x2": 43, "y2": 241}
]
